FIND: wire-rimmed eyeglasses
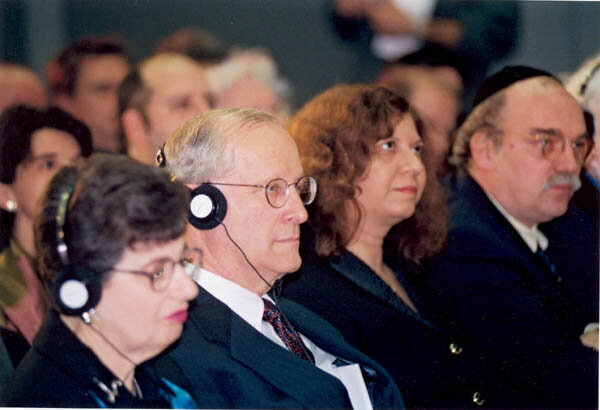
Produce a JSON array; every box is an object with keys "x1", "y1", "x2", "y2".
[
  {"x1": 108, "y1": 246, "x2": 202, "y2": 292},
  {"x1": 208, "y1": 176, "x2": 317, "y2": 209},
  {"x1": 520, "y1": 131, "x2": 593, "y2": 165}
]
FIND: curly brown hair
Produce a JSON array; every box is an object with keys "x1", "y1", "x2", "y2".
[{"x1": 288, "y1": 84, "x2": 446, "y2": 264}]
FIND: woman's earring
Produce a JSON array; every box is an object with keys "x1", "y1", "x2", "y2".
[
  {"x1": 82, "y1": 308, "x2": 97, "y2": 324},
  {"x1": 6, "y1": 200, "x2": 17, "y2": 212}
]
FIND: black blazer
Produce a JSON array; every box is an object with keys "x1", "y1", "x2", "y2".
[
  {"x1": 424, "y1": 173, "x2": 598, "y2": 409},
  {"x1": 0, "y1": 309, "x2": 187, "y2": 408},
  {"x1": 157, "y1": 285, "x2": 405, "y2": 409},
  {"x1": 282, "y1": 243, "x2": 490, "y2": 409}
]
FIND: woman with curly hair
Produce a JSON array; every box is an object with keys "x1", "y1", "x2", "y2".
[{"x1": 282, "y1": 84, "x2": 489, "y2": 408}]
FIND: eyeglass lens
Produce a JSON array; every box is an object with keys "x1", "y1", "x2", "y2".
[
  {"x1": 265, "y1": 176, "x2": 316, "y2": 208},
  {"x1": 539, "y1": 134, "x2": 591, "y2": 164},
  {"x1": 149, "y1": 247, "x2": 202, "y2": 291}
]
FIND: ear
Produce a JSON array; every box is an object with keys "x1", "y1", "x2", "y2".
[
  {"x1": 0, "y1": 183, "x2": 16, "y2": 212},
  {"x1": 122, "y1": 109, "x2": 154, "y2": 164},
  {"x1": 469, "y1": 130, "x2": 496, "y2": 171},
  {"x1": 53, "y1": 94, "x2": 76, "y2": 113}
]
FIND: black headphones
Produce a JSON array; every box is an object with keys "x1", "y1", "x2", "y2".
[
  {"x1": 51, "y1": 184, "x2": 102, "y2": 317},
  {"x1": 188, "y1": 184, "x2": 228, "y2": 230}
]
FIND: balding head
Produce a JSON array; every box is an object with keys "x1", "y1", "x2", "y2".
[{"x1": 0, "y1": 63, "x2": 47, "y2": 113}]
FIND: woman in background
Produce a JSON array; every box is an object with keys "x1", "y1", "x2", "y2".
[
  {"x1": 283, "y1": 84, "x2": 490, "y2": 408},
  {"x1": 0, "y1": 106, "x2": 92, "y2": 380},
  {"x1": 1, "y1": 154, "x2": 199, "y2": 407}
]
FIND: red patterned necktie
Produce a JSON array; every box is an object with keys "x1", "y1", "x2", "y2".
[{"x1": 262, "y1": 298, "x2": 315, "y2": 363}]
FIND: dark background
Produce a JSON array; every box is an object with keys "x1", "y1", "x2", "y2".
[{"x1": 1, "y1": 0, "x2": 599, "y2": 107}]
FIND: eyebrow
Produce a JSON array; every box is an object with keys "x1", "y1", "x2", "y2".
[
  {"x1": 28, "y1": 153, "x2": 58, "y2": 161},
  {"x1": 530, "y1": 128, "x2": 589, "y2": 140},
  {"x1": 530, "y1": 128, "x2": 563, "y2": 137}
]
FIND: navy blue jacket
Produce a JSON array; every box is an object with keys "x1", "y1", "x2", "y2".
[
  {"x1": 158, "y1": 285, "x2": 405, "y2": 408},
  {"x1": 282, "y1": 244, "x2": 491, "y2": 408},
  {"x1": 424, "y1": 173, "x2": 598, "y2": 409}
]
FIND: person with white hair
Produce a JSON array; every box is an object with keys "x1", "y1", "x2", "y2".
[{"x1": 565, "y1": 54, "x2": 600, "y2": 233}]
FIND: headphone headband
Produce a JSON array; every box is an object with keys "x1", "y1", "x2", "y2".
[
  {"x1": 52, "y1": 177, "x2": 102, "y2": 316},
  {"x1": 55, "y1": 188, "x2": 74, "y2": 266}
]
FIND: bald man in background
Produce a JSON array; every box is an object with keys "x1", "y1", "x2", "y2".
[{"x1": 0, "y1": 63, "x2": 47, "y2": 113}]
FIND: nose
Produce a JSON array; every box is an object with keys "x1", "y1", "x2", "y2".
[
  {"x1": 193, "y1": 92, "x2": 212, "y2": 114},
  {"x1": 284, "y1": 187, "x2": 309, "y2": 224},
  {"x1": 554, "y1": 142, "x2": 581, "y2": 174},
  {"x1": 398, "y1": 147, "x2": 425, "y2": 176},
  {"x1": 172, "y1": 263, "x2": 199, "y2": 301}
]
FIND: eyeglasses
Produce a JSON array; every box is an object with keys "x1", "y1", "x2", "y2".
[
  {"x1": 521, "y1": 132, "x2": 593, "y2": 165},
  {"x1": 108, "y1": 246, "x2": 202, "y2": 292},
  {"x1": 208, "y1": 176, "x2": 317, "y2": 209}
]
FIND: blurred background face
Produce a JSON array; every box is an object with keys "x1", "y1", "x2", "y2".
[
  {"x1": 143, "y1": 57, "x2": 212, "y2": 151},
  {"x1": 355, "y1": 115, "x2": 426, "y2": 229},
  {"x1": 11, "y1": 128, "x2": 82, "y2": 221},
  {"x1": 0, "y1": 68, "x2": 47, "y2": 113},
  {"x1": 409, "y1": 80, "x2": 458, "y2": 175},
  {"x1": 93, "y1": 237, "x2": 198, "y2": 362},
  {"x1": 64, "y1": 54, "x2": 130, "y2": 152},
  {"x1": 215, "y1": 75, "x2": 278, "y2": 115}
]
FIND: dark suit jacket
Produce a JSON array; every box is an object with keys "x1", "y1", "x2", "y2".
[
  {"x1": 282, "y1": 245, "x2": 490, "y2": 408},
  {"x1": 424, "y1": 173, "x2": 599, "y2": 409},
  {"x1": 159, "y1": 285, "x2": 404, "y2": 409}
]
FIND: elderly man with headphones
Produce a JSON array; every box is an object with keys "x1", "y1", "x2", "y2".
[{"x1": 153, "y1": 108, "x2": 404, "y2": 409}]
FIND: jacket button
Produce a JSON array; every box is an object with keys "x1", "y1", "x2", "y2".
[
  {"x1": 449, "y1": 343, "x2": 463, "y2": 355},
  {"x1": 472, "y1": 392, "x2": 485, "y2": 406}
]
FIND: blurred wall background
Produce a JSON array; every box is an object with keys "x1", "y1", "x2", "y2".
[{"x1": 1, "y1": 0, "x2": 598, "y2": 108}]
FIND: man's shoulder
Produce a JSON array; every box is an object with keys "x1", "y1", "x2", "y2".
[{"x1": 441, "y1": 173, "x2": 527, "y2": 258}]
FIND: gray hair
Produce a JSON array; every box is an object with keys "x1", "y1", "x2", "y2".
[
  {"x1": 164, "y1": 108, "x2": 280, "y2": 183},
  {"x1": 449, "y1": 91, "x2": 506, "y2": 170}
]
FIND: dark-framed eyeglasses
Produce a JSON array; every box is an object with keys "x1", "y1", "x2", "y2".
[
  {"x1": 208, "y1": 176, "x2": 317, "y2": 209},
  {"x1": 522, "y1": 132, "x2": 593, "y2": 165},
  {"x1": 108, "y1": 246, "x2": 202, "y2": 292}
]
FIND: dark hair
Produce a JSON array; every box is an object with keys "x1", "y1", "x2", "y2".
[
  {"x1": 35, "y1": 154, "x2": 190, "y2": 289},
  {"x1": 118, "y1": 67, "x2": 151, "y2": 123},
  {"x1": 47, "y1": 36, "x2": 130, "y2": 97},
  {"x1": 153, "y1": 28, "x2": 228, "y2": 65},
  {"x1": 0, "y1": 105, "x2": 93, "y2": 248},
  {"x1": 288, "y1": 84, "x2": 446, "y2": 264}
]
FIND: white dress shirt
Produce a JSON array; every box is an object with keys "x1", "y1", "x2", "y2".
[
  {"x1": 486, "y1": 193, "x2": 548, "y2": 252},
  {"x1": 193, "y1": 267, "x2": 373, "y2": 410}
]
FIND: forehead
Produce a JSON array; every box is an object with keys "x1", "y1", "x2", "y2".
[
  {"x1": 501, "y1": 78, "x2": 586, "y2": 137},
  {"x1": 30, "y1": 127, "x2": 79, "y2": 154},
  {"x1": 143, "y1": 58, "x2": 207, "y2": 95},
  {"x1": 78, "y1": 54, "x2": 129, "y2": 81},
  {"x1": 226, "y1": 123, "x2": 302, "y2": 180}
]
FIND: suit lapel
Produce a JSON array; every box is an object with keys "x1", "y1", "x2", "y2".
[{"x1": 190, "y1": 287, "x2": 350, "y2": 408}]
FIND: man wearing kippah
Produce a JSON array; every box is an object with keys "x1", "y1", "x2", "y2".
[{"x1": 425, "y1": 66, "x2": 598, "y2": 408}]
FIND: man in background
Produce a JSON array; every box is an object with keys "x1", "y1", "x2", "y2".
[
  {"x1": 118, "y1": 53, "x2": 212, "y2": 164},
  {"x1": 47, "y1": 36, "x2": 131, "y2": 153}
]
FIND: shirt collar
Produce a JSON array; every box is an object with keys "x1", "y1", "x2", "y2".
[
  {"x1": 193, "y1": 268, "x2": 271, "y2": 334},
  {"x1": 486, "y1": 192, "x2": 548, "y2": 253}
]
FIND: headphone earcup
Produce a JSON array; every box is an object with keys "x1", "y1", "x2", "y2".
[
  {"x1": 52, "y1": 264, "x2": 102, "y2": 316},
  {"x1": 188, "y1": 184, "x2": 227, "y2": 230}
]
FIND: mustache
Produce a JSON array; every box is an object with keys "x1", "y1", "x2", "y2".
[{"x1": 544, "y1": 173, "x2": 582, "y2": 191}]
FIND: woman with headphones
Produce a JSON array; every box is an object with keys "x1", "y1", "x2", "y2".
[{"x1": 1, "y1": 154, "x2": 199, "y2": 408}]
